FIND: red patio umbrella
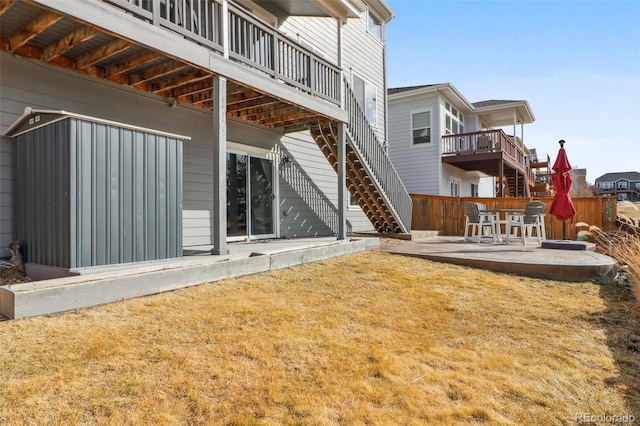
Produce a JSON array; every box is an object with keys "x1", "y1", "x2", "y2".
[{"x1": 549, "y1": 140, "x2": 577, "y2": 239}]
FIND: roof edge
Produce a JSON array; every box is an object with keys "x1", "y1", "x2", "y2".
[{"x1": 3, "y1": 107, "x2": 192, "y2": 140}]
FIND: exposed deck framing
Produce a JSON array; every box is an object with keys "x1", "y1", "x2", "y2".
[{"x1": 1, "y1": 0, "x2": 344, "y2": 133}]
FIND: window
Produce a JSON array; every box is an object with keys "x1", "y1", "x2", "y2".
[
  {"x1": 471, "y1": 183, "x2": 479, "y2": 198},
  {"x1": 599, "y1": 182, "x2": 614, "y2": 190},
  {"x1": 444, "y1": 101, "x2": 464, "y2": 135},
  {"x1": 349, "y1": 193, "x2": 359, "y2": 208},
  {"x1": 616, "y1": 181, "x2": 628, "y2": 189},
  {"x1": 353, "y1": 73, "x2": 377, "y2": 126},
  {"x1": 297, "y1": 34, "x2": 326, "y2": 58},
  {"x1": 367, "y1": 11, "x2": 382, "y2": 41},
  {"x1": 411, "y1": 111, "x2": 431, "y2": 145},
  {"x1": 450, "y1": 179, "x2": 460, "y2": 197}
]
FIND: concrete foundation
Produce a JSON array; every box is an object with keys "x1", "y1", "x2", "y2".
[{"x1": 0, "y1": 238, "x2": 367, "y2": 319}]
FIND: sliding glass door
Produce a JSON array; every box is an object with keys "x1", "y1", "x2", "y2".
[{"x1": 227, "y1": 152, "x2": 276, "y2": 240}]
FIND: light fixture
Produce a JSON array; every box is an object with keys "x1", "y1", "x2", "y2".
[
  {"x1": 167, "y1": 98, "x2": 177, "y2": 109},
  {"x1": 281, "y1": 155, "x2": 292, "y2": 167}
]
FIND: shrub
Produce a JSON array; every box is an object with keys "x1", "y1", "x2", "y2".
[{"x1": 577, "y1": 222, "x2": 640, "y2": 304}]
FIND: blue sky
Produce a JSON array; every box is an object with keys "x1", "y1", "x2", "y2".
[{"x1": 385, "y1": 0, "x2": 640, "y2": 182}]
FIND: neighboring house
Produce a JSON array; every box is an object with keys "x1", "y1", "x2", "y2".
[
  {"x1": 0, "y1": 0, "x2": 411, "y2": 269},
  {"x1": 594, "y1": 172, "x2": 640, "y2": 202},
  {"x1": 387, "y1": 84, "x2": 543, "y2": 198}
]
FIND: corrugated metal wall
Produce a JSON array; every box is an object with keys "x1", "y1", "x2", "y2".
[{"x1": 14, "y1": 117, "x2": 183, "y2": 268}]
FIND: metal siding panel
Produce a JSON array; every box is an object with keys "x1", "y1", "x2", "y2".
[
  {"x1": 175, "y1": 141, "x2": 184, "y2": 256},
  {"x1": 133, "y1": 132, "x2": 145, "y2": 262},
  {"x1": 167, "y1": 138, "x2": 179, "y2": 257},
  {"x1": 93, "y1": 123, "x2": 107, "y2": 265},
  {"x1": 61, "y1": 120, "x2": 71, "y2": 268},
  {"x1": 108, "y1": 127, "x2": 121, "y2": 264},
  {"x1": 79, "y1": 120, "x2": 93, "y2": 266},
  {"x1": 68, "y1": 120, "x2": 78, "y2": 268},
  {"x1": 144, "y1": 133, "x2": 156, "y2": 260},
  {"x1": 121, "y1": 129, "x2": 133, "y2": 263},
  {"x1": 156, "y1": 136, "x2": 167, "y2": 259}
]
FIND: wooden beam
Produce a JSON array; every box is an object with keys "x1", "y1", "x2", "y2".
[
  {"x1": 75, "y1": 38, "x2": 131, "y2": 70},
  {"x1": 1, "y1": 36, "x2": 102, "y2": 77},
  {"x1": 161, "y1": 79, "x2": 212, "y2": 98},
  {"x1": 234, "y1": 104, "x2": 300, "y2": 122},
  {"x1": 0, "y1": 0, "x2": 14, "y2": 17},
  {"x1": 185, "y1": 89, "x2": 213, "y2": 104},
  {"x1": 129, "y1": 60, "x2": 188, "y2": 86},
  {"x1": 227, "y1": 97, "x2": 279, "y2": 114},
  {"x1": 41, "y1": 26, "x2": 98, "y2": 62},
  {"x1": 149, "y1": 69, "x2": 211, "y2": 93},
  {"x1": 259, "y1": 111, "x2": 317, "y2": 126},
  {"x1": 227, "y1": 89, "x2": 264, "y2": 105},
  {"x1": 104, "y1": 50, "x2": 160, "y2": 78},
  {"x1": 8, "y1": 11, "x2": 62, "y2": 52}
]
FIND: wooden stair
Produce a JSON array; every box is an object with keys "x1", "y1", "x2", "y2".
[
  {"x1": 501, "y1": 174, "x2": 530, "y2": 197},
  {"x1": 311, "y1": 122, "x2": 405, "y2": 233}
]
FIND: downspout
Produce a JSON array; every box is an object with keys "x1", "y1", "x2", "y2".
[
  {"x1": 512, "y1": 109, "x2": 517, "y2": 148},
  {"x1": 336, "y1": 16, "x2": 347, "y2": 239},
  {"x1": 383, "y1": 23, "x2": 389, "y2": 151}
]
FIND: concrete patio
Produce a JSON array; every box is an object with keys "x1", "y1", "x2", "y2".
[
  {"x1": 0, "y1": 233, "x2": 618, "y2": 320},
  {"x1": 379, "y1": 235, "x2": 617, "y2": 282}
]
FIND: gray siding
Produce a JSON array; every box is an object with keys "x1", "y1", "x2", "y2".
[
  {"x1": 279, "y1": 131, "x2": 372, "y2": 236},
  {"x1": 0, "y1": 52, "x2": 371, "y2": 253},
  {"x1": 388, "y1": 95, "x2": 441, "y2": 194},
  {"x1": 342, "y1": 8, "x2": 387, "y2": 142},
  {"x1": 281, "y1": 7, "x2": 388, "y2": 143},
  {"x1": 388, "y1": 93, "x2": 495, "y2": 197}
]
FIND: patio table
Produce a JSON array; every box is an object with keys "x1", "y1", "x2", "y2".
[{"x1": 479, "y1": 209, "x2": 525, "y2": 242}]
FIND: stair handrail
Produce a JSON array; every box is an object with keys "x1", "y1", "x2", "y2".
[{"x1": 343, "y1": 78, "x2": 412, "y2": 232}]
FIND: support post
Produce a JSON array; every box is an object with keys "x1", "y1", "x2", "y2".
[
  {"x1": 221, "y1": 0, "x2": 229, "y2": 59},
  {"x1": 337, "y1": 122, "x2": 347, "y2": 240},
  {"x1": 211, "y1": 75, "x2": 228, "y2": 255},
  {"x1": 498, "y1": 159, "x2": 504, "y2": 197}
]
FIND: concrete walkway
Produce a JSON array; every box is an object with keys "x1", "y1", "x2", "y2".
[
  {"x1": 1, "y1": 237, "x2": 375, "y2": 320},
  {"x1": 379, "y1": 236, "x2": 617, "y2": 282}
]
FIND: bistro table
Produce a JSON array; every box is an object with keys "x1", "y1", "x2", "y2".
[{"x1": 479, "y1": 208, "x2": 525, "y2": 242}]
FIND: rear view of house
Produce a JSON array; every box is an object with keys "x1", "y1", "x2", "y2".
[
  {"x1": 387, "y1": 84, "x2": 545, "y2": 199},
  {"x1": 0, "y1": 0, "x2": 411, "y2": 271},
  {"x1": 594, "y1": 172, "x2": 640, "y2": 202}
]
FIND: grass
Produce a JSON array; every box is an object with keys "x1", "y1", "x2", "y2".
[{"x1": 1, "y1": 251, "x2": 639, "y2": 425}]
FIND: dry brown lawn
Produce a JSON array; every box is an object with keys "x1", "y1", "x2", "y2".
[{"x1": 1, "y1": 251, "x2": 638, "y2": 425}]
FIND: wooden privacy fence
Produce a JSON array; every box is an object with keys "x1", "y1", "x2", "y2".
[{"x1": 411, "y1": 195, "x2": 617, "y2": 240}]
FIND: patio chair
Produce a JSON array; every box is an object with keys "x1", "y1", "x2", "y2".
[
  {"x1": 463, "y1": 202, "x2": 496, "y2": 243},
  {"x1": 506, "y1": 201, "x2": 547, "y2": 245},
  {"x1": 476, "y1": 136, "x2": 493, "y2": 151}
]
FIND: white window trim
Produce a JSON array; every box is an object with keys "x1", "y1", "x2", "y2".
[
  {"x1": 352, "y1": 71, "x2": 378, "y2": 128},
  {"x1": 409, "y1": 108, "x2": 433, "y2": 148},
  {"x1": 297, "y1": 34, "x2": 327, "y2": 59},
  {"x1": 449, "y1": 178, "x2": 461, "y2": 197},
  {"x1": 347, "y1": 192, "x2": 360, "y2": 210},
  {"x1": 226, "y1": 142, "x2": 280, "y2": 239},
  {"x1": 366, "y1": 10, "x2": 384, "y2": 44}
]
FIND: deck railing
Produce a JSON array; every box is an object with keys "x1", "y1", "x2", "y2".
[
  {"x1": 343, "y1": 78, "x2": 413, "y2": 232},
  {"x1": 441, "y1": 129, "x2": 526, "y2": 167},
  {"x1": 102, "y1": 0, "x2": 341, "y2": 105}
]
